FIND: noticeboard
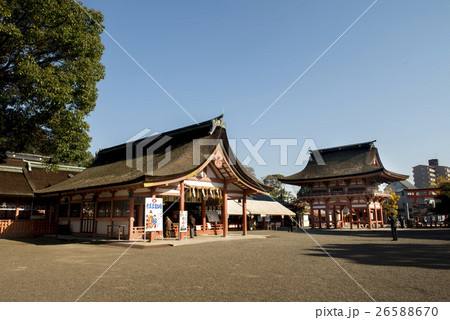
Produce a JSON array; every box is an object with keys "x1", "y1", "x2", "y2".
[
  {"x1": 206, "y1": 210, "x2": 220, "y2": 222},
  {"x1": 145, "y1": 197, "x2": 163, "y2": 232}
]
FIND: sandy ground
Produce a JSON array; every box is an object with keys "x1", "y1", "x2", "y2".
[{"x1": 0, "y1": 228, "x2": 448, "y2": 302}]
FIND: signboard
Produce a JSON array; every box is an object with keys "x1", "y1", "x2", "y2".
[
  {"x1": 145, "y1": 198, "x2": 163, "y2": 232},
  {"x1": 179, "y1": 210, "x2": 188, "y2": 233},
  {"x1": 206, "y1": 210, "x2": 220, "y2": 222}
]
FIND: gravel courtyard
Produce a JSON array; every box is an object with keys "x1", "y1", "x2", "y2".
[{"x1": 0, "y1": 228, "x2": 448, "y2": 302}]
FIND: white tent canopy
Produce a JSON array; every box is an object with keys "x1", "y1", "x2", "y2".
[{"x1": 227, "y1": 199, "x2": 295, "y2": 217}]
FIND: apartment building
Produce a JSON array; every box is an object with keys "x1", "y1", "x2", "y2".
[{"x1": 413, "y1": 159, "x2": 450, "y2": 188}]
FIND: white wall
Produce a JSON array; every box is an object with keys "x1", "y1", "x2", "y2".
[
  {"x1": 70, "y1": 220, "x2": 80, "y2": 233},
  {"x1": 97, "y1": 221, "x2": 109, "y2": 235}
]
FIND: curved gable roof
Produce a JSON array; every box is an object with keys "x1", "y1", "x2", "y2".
[
  {"x1": 37, "y1": 115, "x2": 269, "y2": 195},
  {"x1": 280, "y1": 141, "x2": 409, "y2": 184}
]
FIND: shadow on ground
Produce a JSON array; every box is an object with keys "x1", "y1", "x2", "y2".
[
  {"x1": 289, "y1": 228, "x2": 450, "y2": 241},
  {"x1": 0, "y1": 236, "x2": 106, "y2": 246},
  {"x1": 307, "y1": 243, "x2": 450, "y2": 270}
]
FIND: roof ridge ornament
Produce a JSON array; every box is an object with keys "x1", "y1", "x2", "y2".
[{"x1": 209, "y1": 115, "x2": 226, "y2": 134}]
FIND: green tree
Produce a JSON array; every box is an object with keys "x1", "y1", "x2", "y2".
[
  {"x1": 434, "y1": 182, "x2": 450, "y2": 215},
  {"x1": 0, "y1": 0, "x2": 105, "y2": 165},
  {"x1": 244, "y1": 165, "x2": 258, "y2": 180},
  {"x1": 263, "y1": 174, "x2": 294, "y2": 202}
]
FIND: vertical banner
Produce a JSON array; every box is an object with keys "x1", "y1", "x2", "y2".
[
  {"x1": 179, "y1": 210, "x2": 188, "y2": 233},
  {"x1": 145, "y1": 198, "x2": 163, "y2": 232}
]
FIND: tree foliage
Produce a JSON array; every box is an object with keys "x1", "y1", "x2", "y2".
[
  {"x1": 436, "y1": 176, "x2": 450, "y2": 186},
  {"x1": 383, "y1": 188, "x2": 400, "y2": 216},
  {"x1": 293, "y1": 187, "x2": 310, "y2": 215},
  {"x1": 243, "y1": 165, "x2": 257, "y2": 180},
  {"x1": 263, "y1": 174, "x2": 294, "y2": 202},
  {"x1": 0, "y1": 0, "x2": 105, "y2": 165},
  {"x1": 292, "y1": 197, "x2": 309, "y2": 214}
]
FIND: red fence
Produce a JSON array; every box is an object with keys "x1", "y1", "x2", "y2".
[{"x1": 0, "y1": 220, "x2": 57, "y2": 238}]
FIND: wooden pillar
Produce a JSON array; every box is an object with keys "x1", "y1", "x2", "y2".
[
  {"x1": 201, "y1": 193, "x2": 206, "y2": 233},
  {"x1": 349, "y1": 202, "x2": 353, "y2": 229},
  {"x1": 110, "y1": 192, "x2": 115, "y2": 229},
  {"x1": 325, "y1": 205, "x2": 330, "y2": 229},
  {"x1": 179, "y1": 181, "x2": 185, "y2": 212},
  {"x1": 367, "y1": 203, "x2": 373, "y2": 229},
  {"x1": 242, "y1": 193, "x2": 247, "y2": 236},
  {"x1": 80, "y1": 195, "x2": 84, "y2": 233},
  {"x1": 333, "y1": 205, "x2": 337, "y2": 229},
  {"x1": 14, "y1": 200, "x2": 19, "y2": 221},
  {"x1": 309, "y1": 204, "x2": 314, "y2": 229},
  {"x1": 356, "y1": 208, "x2": 361, "y2": 228},
  {"x1": 374, "y1": 206, "x2": 378, "y2": 229},
  {"x1": 380, "y1": 204, "x2": 384, "y2": 226},
  {"x1": 94, "y1": 194, "x2": 99, "y2": 236},
  {"x1": 361, "y1": 209, "x2": 366, "y2": 228},
  {"x1": 318, "y1": 209, "x2": 322, "y2": 229},
  {"x1": 67, "y1": 199, "x2": 71, "y2": 225},
  {"x1": 222, "y1": 182, "x2": 228, "y2": 237}
]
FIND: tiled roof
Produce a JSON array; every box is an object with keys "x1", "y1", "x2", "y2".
[
  {"x1": 279, "y1": 141, "x2": 409, "y2": 184},
  {"x1": 37, "y1": 115, "x2": 268, "y2": 194}
]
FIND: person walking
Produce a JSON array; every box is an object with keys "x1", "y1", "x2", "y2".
[
  {"x1": 189, "y1": 215, "x2": 196, "y2": 238},
  {"x1": 388, "y1": 213, "x2": 398, "y2": 241}
]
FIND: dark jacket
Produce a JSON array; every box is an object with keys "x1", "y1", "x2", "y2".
[
  {"x1": 389, "y1": 215, "x2": 397, "y2": 229},
  {"x1": 164, "y1": 216, "x2": 173, "y2": 228},
  {"x1": 189, "y1": 216, "x2": 196, "y2": 227}
]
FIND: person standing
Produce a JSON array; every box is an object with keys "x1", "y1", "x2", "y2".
[
  {"x1": 388, "y1": 213, "x2": 398, "y2": 241},
  {"x1": 189, "y1": 215, "x2": 196, "y2": 238},
  {"x1": 400, "y1": 215, "x2": 405, "y2": 228},
  {"x1": 164, "y1": 215, "x2": 173, "y2": 238},
  {"x1": 287, "y1": 217, "x2": 293, "y2": 232}
]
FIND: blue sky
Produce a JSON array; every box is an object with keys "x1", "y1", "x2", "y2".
[{"x1": 83, "y1": 0, "x2": 450, "y2": 186}]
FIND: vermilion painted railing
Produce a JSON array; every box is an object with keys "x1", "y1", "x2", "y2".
[{"x1": 0, "y1": 220, "x2": 57, "y2": 238}]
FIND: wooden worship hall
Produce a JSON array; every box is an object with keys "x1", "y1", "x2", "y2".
[
  {"x1": 280, "y1": 141, "x2": 409, "y2": 229},
  {"x1": 36, "y1": 115, "x2": 270, "y2": 240}
]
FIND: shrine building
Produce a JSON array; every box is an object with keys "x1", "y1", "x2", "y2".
[
  {"x1": 36, "y1": 115, "x2": 270, "y2": 239},
  {"x1": 0, "y1": 152, "x2": 83, "y2": 221},
  {"x1": 279, "y1": 141, "x2": 409, "y2": 229}
]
